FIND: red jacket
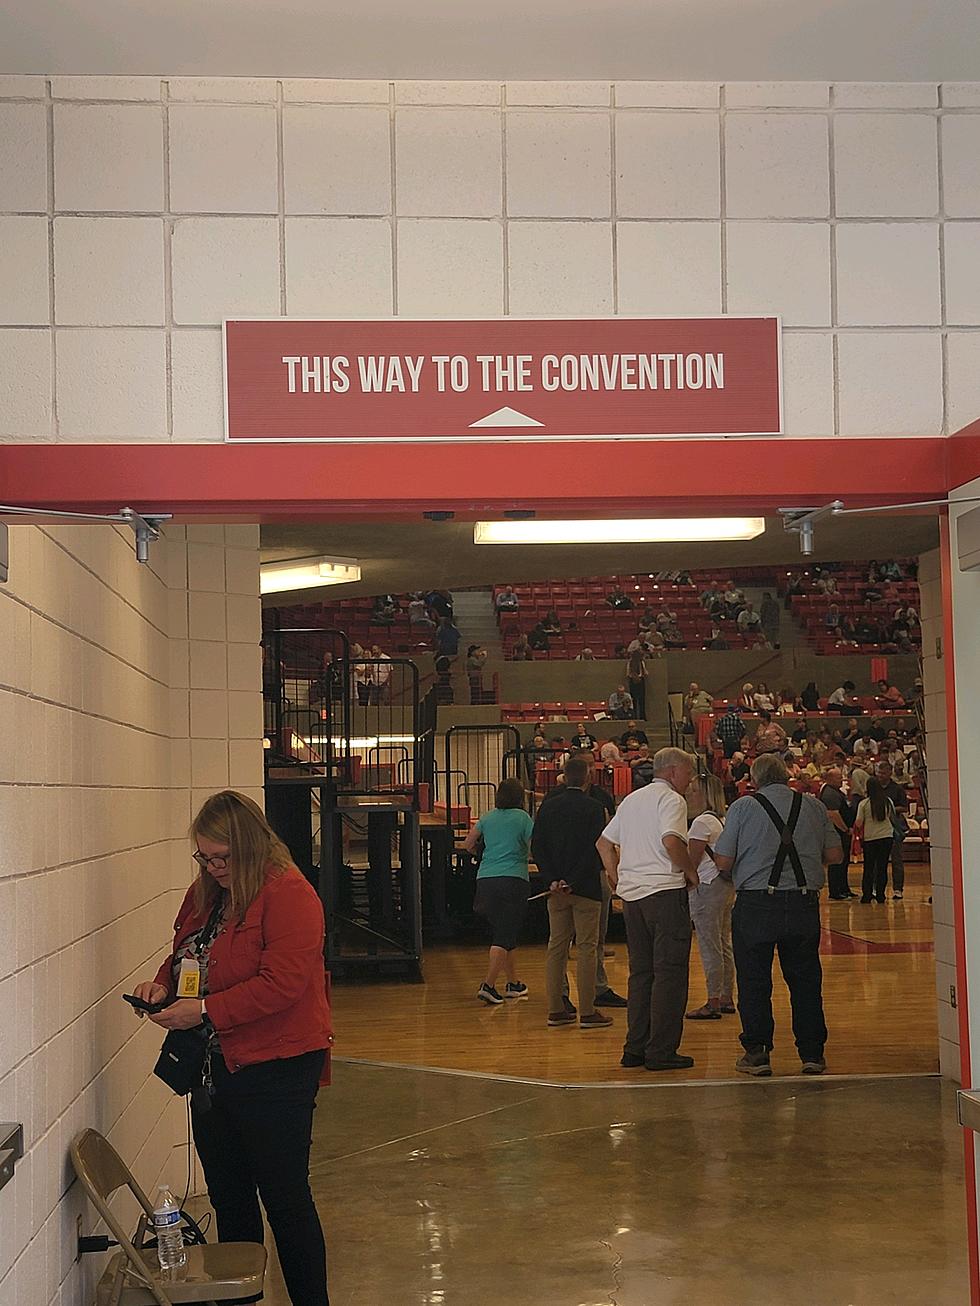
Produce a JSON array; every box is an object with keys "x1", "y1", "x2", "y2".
[{"x1": 155, "y1": 867, "x2": 333, "y2": 1075}]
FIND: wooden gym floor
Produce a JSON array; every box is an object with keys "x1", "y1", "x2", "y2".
[{"x1": 332, "y1": 861, "x2": 938, "y2": 1084}]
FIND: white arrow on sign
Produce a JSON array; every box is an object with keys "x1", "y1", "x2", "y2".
[{"x1": 468, "y1": 406, "x2": 545, "y2": 429}]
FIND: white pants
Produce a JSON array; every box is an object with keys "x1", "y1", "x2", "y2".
[{"x1": 689, "y1": 876, "x2": 736, "y2": 1001}]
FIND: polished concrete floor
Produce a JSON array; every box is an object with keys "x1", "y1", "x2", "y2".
[{"x1": 258, "y1": 1062, "x2": 968, "y2": 1305}]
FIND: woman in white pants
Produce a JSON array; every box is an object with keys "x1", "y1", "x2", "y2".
[{"x1": 685, "y1": 774, "x2": 736, "y2": 1020}]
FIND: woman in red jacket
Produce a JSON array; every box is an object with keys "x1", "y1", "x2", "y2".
[{"x1": 132, "y1": 790, "x2": 332, "y2": 1306}]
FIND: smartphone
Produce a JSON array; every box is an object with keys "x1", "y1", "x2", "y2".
[{"x1": 122, "y1": 993, "x2": 170, "y2": 1015}]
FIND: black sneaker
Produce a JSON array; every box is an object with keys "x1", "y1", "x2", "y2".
[
  {"x1": 645, "y1": 1053, "x2": 695, "y2": 1071},
  {"x1": 736, "y1": 1049, "x2": 772, "y2": 1077},
  {"x1": 595, "y1": 988, "x2": 628, "y2": 1008},
  {"x1": 801, "y1": 1057, "x2": 826, "y2": 1075},
  {"x1": 504, "y1": 982, "x2": 529, "y2": 1001},
  {"x1": 620, "y1": 1051, "x2": 645, "y2": 1068},
  {"x1": 477, "y1": 983, "x2": 504, "y2": 1005},
  {"x1": 562, "y1": 995, "x2": 577, "y2": 1016}
]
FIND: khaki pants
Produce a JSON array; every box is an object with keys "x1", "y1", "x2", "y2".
[{"x1": 546, "y1": 894, "x2": 602, "y2": 1016}]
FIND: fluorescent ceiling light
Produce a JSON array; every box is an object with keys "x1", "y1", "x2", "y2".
[
  {"x1": 473, "y1": 518, "x2": 766, "y2": 545},
  {"x1": 260, "y1": 555, "x2": 361, "y2": 594}
]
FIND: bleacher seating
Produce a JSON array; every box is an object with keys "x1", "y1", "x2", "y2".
[
  {"x1": 267, "y1": 595, "x2": 436, "y2": 653},
  {"x1": 500, "y1": 700, "x2": 610, "y2": 722},
  {"x1": 493, "y1": 570, "x2": 773, "y2": 659},
  {"x1": 778, "y1": 563, "x2": 921, "y2": 656}
]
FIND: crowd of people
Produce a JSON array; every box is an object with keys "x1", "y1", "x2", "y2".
[{"x1": 464, "y1": 746, "x2": 846, "y2": 1078}]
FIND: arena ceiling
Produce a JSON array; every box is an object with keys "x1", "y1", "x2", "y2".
[
  {"x1": 259, "y1": 511, "x2": 939, "y2": 600},
  {"x1": 3, "y1": 0, "x2": 980, "y2": 81}
]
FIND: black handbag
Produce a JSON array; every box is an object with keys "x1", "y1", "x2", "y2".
[{"x1": 153, "y1": 1024, "x2": 210, "y2": 1096}]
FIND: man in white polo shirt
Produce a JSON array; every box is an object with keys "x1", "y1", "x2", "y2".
[{"x1": 597, "y1": 747, "x2": 698, "y2": 1071}]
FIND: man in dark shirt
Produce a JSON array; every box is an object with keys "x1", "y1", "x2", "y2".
[
  {"x1": 629, "y1": 745, "x2": 655, "y2": 788},
  {"x1": 714, "y1": 705, "x2": 746, "y2": 759},
  {"x1": 620, "y1": 720, "x2": 649, "y2": 751},
  {"x1": 876, "y1": 761, "x2": 909, "y2": 899},
  {"x1": 819, "y1": 767, "x2": 856, "y2": 900},
  {"x1": 532, "y1": 755, "x2": 614, "y2": 1030}
]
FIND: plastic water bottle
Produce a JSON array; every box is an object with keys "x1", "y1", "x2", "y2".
[{"x1": 152, "y1": 1186, "x2": 187, "y2": 1271}]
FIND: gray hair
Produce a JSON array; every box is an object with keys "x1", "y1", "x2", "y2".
[
  {"x1": 652, "y1": 747, "x2": 696, "y2": 776},
  {"x1": 750, "y1": 753, "x2": 790, "y2": 788}
]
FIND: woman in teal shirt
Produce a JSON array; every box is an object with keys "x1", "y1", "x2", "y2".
[{"x1": 462, "y1": 777, "x2": 534, "y2": 1005}]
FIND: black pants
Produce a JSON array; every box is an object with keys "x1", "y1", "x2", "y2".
[
  {"x1": 732, "y1": 891, "x2": 827, "y2": 1062},
  {"x1": 622, "y1": 888, "x2": 692, "y2": 1062},
  {"x1": 888, "y1": 835, "x2": 905, "y2": 893},
  {"x1": 827, "y1": 836, "x2": 852, "y2": 897},
  {"x1": 629, "y1": 677, "x2": 646, "y2": 721},
  {"x1": 862, "y1": 837, "x2": 893, "y2": 902},
  {"x1": 192, "y1": 1048, "x2": 329, "y2": 1306}
]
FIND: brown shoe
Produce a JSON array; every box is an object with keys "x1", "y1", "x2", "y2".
[
  {"x1": 548, "y1": 1011, "x2": 576, "y2": 1027},
  {"x1": 579, "y1": 1011, "x2": 614, "y2": 1029}
]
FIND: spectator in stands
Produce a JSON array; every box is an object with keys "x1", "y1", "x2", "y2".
[
  {"x1": 465, "y1": 645, "x2": 488, "y2": 704},
  {"x1": 435, "y1": 616, "x2": 462, "y2": 658},
  {"x1": 875, "y1": 760, "x2": 908, "y2": 900},
  {"x1": 713, "y1": 752, "x2": 841, "y2": 1077},
  {"x1": 524, "y1": 732, "x2": 552, "y2": 783},
  {"x1": 714, "y1": 705, "x2": 746, "y2": 760},
  {"x1": 625, "y1": 643, "x2": 648, "y2": 720},
  {"x1": 551, "y1": 736, "x2": 571, "y2": 769},
  {"x1": 352, "y1": 643, "x2": 371, "y2": 707},
  {"x1": 832, "y1": 627, "x2": 859, "y2": 650},
  {"x1": 534, "y1": 754, "x2": 614, "y2": 1031},
  {"x1": 875, "y1": 679, "x2": 906, "y2": 709},
  {"x1": 707, "y1": 624, "x2": 729, "y2": 651},
  {"x1": 426, "y1": 590, "x2": 454, "y2": 622},
  {"x1": 628, "y1": 744, "x2": 655, "y2": 788},
  {"x1": 684, "y1": 683, "x2": 714, "y2": 729},
  {"x1": 685, "y1": 773, "x2": 735, "y2": 1021},
  {"x1": 840, "y1": 719, "x2": 862, "y2": 753},
  {"x1": 755, "y1": 711, "x2": 788, "y2": 755},
  {"x1": 827, "y1": 680, "x2": 858, "y2": 714},
  {"x1": 495, "y1": 585, "x2": 519, "y2": 611},
  {"x1": 737, "y1": 602, "x2": 762, "y2": 637},
  {"x1": 607, "y1": 587, "x2": 633, "y2": 610},
  {"x1": 637, "y1": 608, "x2": 656, "y2": 633},
  {"x1": 852, "y1": 730, "x2": 879, "y2": 765},
  {"x1": 700, "y1": 583, "x2": 722, "y2": 610},
  {"x1": 655, "y1": 605, "x2": 678, "y2": 632},
  {"x1": 729, "y1": 751, "x2": 750, "y2": 784},
  {"x1": 464, "y1": 778, "x2": 533, "y2": 1005},
  {"x1": 819, "y1": 767, "x2": 856, "y2": 900},
  {"x1": 855, "y1": 778, "x2": 897, "y2": 904},
  {"x1": 848, "y1": 762, "x2": 871, "y2": 799},
  {"x1": 752, "y1": 682, "x2": 775, "y2": 712},
  {"x1": 598, "y1": 747, "x2": 697, "y2": 1071},
  {"x1": 574, "y1": 647, "x2": 596, "y2": 661},
  {"x1": 371, "y1": 593, "x2": 399, "y2": 624},
  {"x1": 528, "y1": 622, "x2": 550, "y2": 652},
  {"x1": 853, "y1": 615, "x2": 879, "y2": 644},
  {"x1": 824, "y1": 602, "x2": 842, "y2": 629},
  {"x1": 737, "y1": 683, "x2": 756, "y2": 710},
  {"x1": 369, "y1": 645, "x2": 392, "y2": 703},
  {"x1": 608, "y1": 684, "x2": 634, "y2": 719},
  {"x1": 776, "y1": 689, "x2": 796, "y2": 717},
  {"x1": 434, "y1": 652, "x2": 453, "y2": 704},
  {"x1": 881, "y1": 559, "x2": 903, "y2": 581},
  {"x1": 599, "y1": 737, "x2": 623, "y2": 765},
  {"x1": 907, "y1": 676, "x2": 924, "y2": 706},
  {"x1": 511, "y1": 629, "x2": 533, "y2": 661},
  {"x1": 800, "y1": 681, "x2": 821, "y2": 713},
  {"x1": 723, "y1": 584, "x2": 745, "y2": 619},
  {"x1": 784, "y1": 572, "x2": 806, "y2": 606},
  {"x1": 814, "y1": 569, "x2": 838, "y2": 595},
  {"x1": 570, "y1": 723, "x2": 598, "y2": 752},
  {"x1": 541, "y1": 609, "x2": 562, "y2": 635},
  {"x1": 760, "y1": 591, "x2": 781, "y2": 648},
  {"x1": 621, "y1": 721, "x2": 649, "y2": 752},
  {"x1": 642, "y1": 629, "x2": 666, "y2": 657},
  {"x1": 407, "y1": 592, "x2": 434, "y2": 627}
]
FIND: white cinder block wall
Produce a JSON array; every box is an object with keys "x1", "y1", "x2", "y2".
[
  {"x1": 0, "y1": 77, "x2": 980, "y2": 441},
  {"x1": 918, "y1": 548, "x2": 958, "y2": 1081},
  {"x1": 0, "y1": 522, "x2": 263, "y2": 1306}
]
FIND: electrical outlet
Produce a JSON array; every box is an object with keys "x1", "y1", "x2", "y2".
[
  {"x1": 76, "y1": 1214, "x2": 83, "y2": 1261},
  {"x1": 951, "y1": 985, "x2": 958, "y2": 1010}
]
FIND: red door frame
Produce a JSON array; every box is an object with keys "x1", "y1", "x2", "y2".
[{"x1": 3, "y1": 430, "x2": 980, "y2": 1298}]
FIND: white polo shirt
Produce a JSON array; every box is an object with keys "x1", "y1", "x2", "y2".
[{"x1": 601, "y1": 778, "x2": 689, "y2": 900}]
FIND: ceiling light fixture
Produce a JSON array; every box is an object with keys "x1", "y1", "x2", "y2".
[
  {"x1": 473, "y1": 518, "x2": 766, "y2": 545},
  {"x1": 260, "y1": 555, "x2": 361, "y2": 595}
]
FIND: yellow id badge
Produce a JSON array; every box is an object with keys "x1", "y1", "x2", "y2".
[{"x1": 177, "y1": 958, "x2": 201, "y2": 998}]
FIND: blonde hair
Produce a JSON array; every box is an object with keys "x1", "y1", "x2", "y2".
[
  {"x1": 190, "y1": 790, "x2": 294, "y2": 920},
  {"x1": 694, "y1": 772, "x2": 728, "y2": 816}
]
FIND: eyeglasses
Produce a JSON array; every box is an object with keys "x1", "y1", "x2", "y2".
[{"x1": 193, "y1": 850, "x2": 229, "y2": 871}]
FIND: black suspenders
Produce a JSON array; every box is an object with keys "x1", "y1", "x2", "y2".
[{"x1": 750, "y1": 790, "x2": 808, "y2": 894}]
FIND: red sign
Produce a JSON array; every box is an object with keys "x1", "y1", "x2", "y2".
[{"x1": 223, "y1": 317, "x2": 781, "y2": 442}]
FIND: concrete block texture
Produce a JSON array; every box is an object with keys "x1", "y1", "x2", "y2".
[
  {"x1": 169, "y1": 104, "x2": 279, "y2": 214},
  {"x1": 615, "y1": 221, "x2": 722, "y2": 316},
  {"x1": 171, "y1": 217, "x2": 280, "y2": 325},
  {"x1": 835, "y1": 223, "x2": 941, "y2": 326},
  {"x1": 284, "y1": 105, "x2": 392, "y2": 216},
  {"x1": 508, "y1": 221, "x2": 613, "y2": 314},
  {"x1": 725, "y1": 113, "x2": 830, "y2": 218},
  {"x1": 725, "y1": 221, "x2": 831, "y2": 327},
  {"x1": 55, "y1": 329, "x2": 168, "y2": 441},
  {"x1": 944, "y1": 223, "x2": 980, "y2": 326},
  {"x1": 397, "y1": 219, "x2": 504, "y2": 316},
  {"x1": 0, "y1": 103, "x2": 48, "y2": 211},
  {"x1": 616, "y1": 112, "x2": 720, "y2": 219},
  {"x1": 54, "y1": 217, "x2": 165, "y2": 326},
  {"x1": 397, "y1": 108, "x2": 502, "y2": 217},
  {"x1": 507, "y1": 110, "x2": 609, "y2": 218},
  {"x1": 171, "y1": 328, "x2": 225, "y2": 441},
  {"x1": 285, "y1": 218, "x2": 393, "y2": 317},
  {"x1": 942, "y1": 115, "x2": 980, "y2": 217},
  {"x1": 54, "y1": 103, "x2": 164, "y2": 212},
  {"x1": 780, "y1": 332, "x2": 835, "y2": 437},
  {"x1": 0, "y1": 217, "x2": 49, "y2": 325},
  {"x1": 947, "y1": 332, "x2": 980, "y2": 433},
  {"x1": 837, "y1": 331, "x2": 943, "y2": 436},
  {"x1": 834, "y1": 114, "x2": 939, "y2": 217}
]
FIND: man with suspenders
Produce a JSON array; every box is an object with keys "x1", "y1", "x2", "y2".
[{"x1": 712, "y1": 753, "x2": 843, "y2": 1077}]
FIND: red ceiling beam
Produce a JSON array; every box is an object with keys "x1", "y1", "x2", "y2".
[{"x1": 0, "y1": 438, "x2": 950, "y2": 518}]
